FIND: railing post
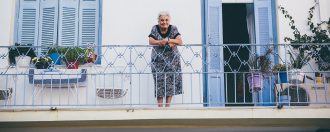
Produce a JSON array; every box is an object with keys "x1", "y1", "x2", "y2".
[{"x1": 129, "y1": 45, "x2": 133, "y2": 107}]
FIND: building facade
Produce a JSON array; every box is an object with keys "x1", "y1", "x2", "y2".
[{"x1": 0, "y1": 0, "x2": 330, "y2": 129}]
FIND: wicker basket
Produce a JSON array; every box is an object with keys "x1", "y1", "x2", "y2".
[{"x1": 96, "y1": 88, "x2": 127, "y2": 99}]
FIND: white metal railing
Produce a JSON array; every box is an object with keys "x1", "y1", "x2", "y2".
[{"x1": 0, "y1": 44, "x2": 329, "y2": 109}]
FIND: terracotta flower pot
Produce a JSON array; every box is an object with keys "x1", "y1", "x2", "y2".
[{"x1": 66, "y1": 61, "x2": 79, "y2": 69}]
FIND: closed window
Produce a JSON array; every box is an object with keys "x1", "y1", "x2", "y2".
[{"x1": 16, "y1": 0, "x2": 101, "y2": 53}]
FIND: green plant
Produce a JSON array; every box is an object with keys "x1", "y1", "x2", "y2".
[
  {"x1": 272, "y1": 64, "x2": 289, "y2": 73},
  {"x1": 84, "y1": 48, "x2": 97, "y2": 63},
  {"x1": 8, "y1": 43, "x2": 37, "y2": 64},
  {"x1": 288, "y1": 50, "x2": 311, "y2": 69},
  {"x1": 248, "y1": 48, "x2": 273, "y2": 74},
  {"x1": 62, "y1": 47, "x2": 86, "y2": 63},
  {"x1": 279, "y1": 4, "x2": 330, "y2": 71},
  {"x1": 32, "y1": 56, "x2": 52, "y2": 64},
  {"x1": 47, "y1": 47, "x2": 62, "y2": 55}
]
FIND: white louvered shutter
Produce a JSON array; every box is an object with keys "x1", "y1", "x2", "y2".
[
  {"x1": 38, "y1": 0, "x2": 58, "y2": 53},
  {"x1": 254, "y1": 0, "x2": 275, "y2": 106},
  {"x1": 79, "y1": 0, "x2": 99, "y2": 47},
  {"x1": 206, "y1": 0, "x2": 225, "y2": 107},
  {"x1": 254, "y1": 0, "x2": 273, "y2": 54},
  {"x1": 58, "y1": 0, "x2": 79, "y2": 46},
  {"x1": 18, "y1": 0, "x2": 40, "y2": 46}
]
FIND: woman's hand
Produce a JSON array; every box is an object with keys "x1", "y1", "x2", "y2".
[
  {"x1": 159, "y1": 39, "x2": 168, "y2": 46},
  {"x1": 169, "y1": 43, "x2": 175, "y2": 48},
  {"x1": 149, "y1": 37, "x2": 168, "y2": 46}
]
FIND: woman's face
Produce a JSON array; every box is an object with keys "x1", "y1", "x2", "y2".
[{"x1": 158, "y1": 15, "x2": 170, "y2": 29}]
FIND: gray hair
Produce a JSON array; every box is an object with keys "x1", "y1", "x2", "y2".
[{"x1": 158, "y1": 11, "x2": 171, "y2": 20}]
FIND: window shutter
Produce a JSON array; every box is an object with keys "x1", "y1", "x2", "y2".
[
  {"x1": 58, "y1": 0, "x2": 79, "y2": 46},
  {"x1": 18, "y1": 0, "x2": 40, "y2": 46},
  {"x1": 254, "y1": 0, "x2": 275, "y2": 106},
  {"x1": 206, "y1": 0, "x2": 225, "y2": 106},
  {"x1": 38, "y1": 0, "x2": 58, "y2": 53},
  {"x1": 79, "y1": 0, "x2": 99, "y2": 47},
  {"x1": 254, "y1": 0, "x2": 273, "y2": 54}
]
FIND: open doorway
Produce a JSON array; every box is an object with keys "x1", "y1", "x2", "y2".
[{"x1": 223, "y1": 3, "x2": 254, "y2": 106}]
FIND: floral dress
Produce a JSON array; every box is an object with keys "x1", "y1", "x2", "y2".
[{"x1": 148, "y1": 25, "x2": 183, "y2": 97}]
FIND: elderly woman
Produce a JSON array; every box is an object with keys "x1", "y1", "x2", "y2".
[{"x1": 148, "y1": 11, "x2": 183, "y2": 107}]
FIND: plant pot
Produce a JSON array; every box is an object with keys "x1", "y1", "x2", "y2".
[
  {"x1": 50, "y1": 53, "x2": 61, "y2": 65},
  {"x1": 279, "y1": 72, "x2": 288, "y2": 83},
  {"x1": 315, "y1": 72, "x2": 323, "y2": 84},
  {"x1": 15, "y1": 56, "x2": 31, "y2": 67},
  {"x1": 66, "y1": 61, "x2": 79, "y2": 69},
  {"x1": 316, "y1": 76, "x2": 323, "y2": 84},
  {"x1": 289, "y1": 69, "x2": 305, "y2": 84},
  {"x1": 86, "y1": 52, "x2": 97, "y2": 63},
  {"x1": 247, "y1": 73, "x2": 263, "y2": 92},
  {"x1": 35, "y1": 62, "x2": 50, "y2": 69}
]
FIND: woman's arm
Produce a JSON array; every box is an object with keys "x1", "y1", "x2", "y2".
[
  {"x1": 149, "y1": 37, "x2": 168, "y2": 46},
  {"x1": 168, "y1": 35, "x2": 183, "y2": 48}
]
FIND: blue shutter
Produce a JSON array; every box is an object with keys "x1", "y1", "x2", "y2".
[
  {"x1": 254, "y1": 0, "x2": 273, "y2": 54},
  {"x1": 38, "y1": 0, "x2": 58, "y2": 53},
  {"x1": 58, "y1": 0, "x2": 79, "y2": 46},
  {"x1": 18, "y1": 0, "x2": 40, "y2": 46},
  {"x1": 79, "y1": 0, "x2": 99, "y2": 47},
  {"x1": 206, "y1": 0, "x2": 225, "y2": 106},
  {"x1": 254, "y1": 0, "x2": 275, "y2": 106}
]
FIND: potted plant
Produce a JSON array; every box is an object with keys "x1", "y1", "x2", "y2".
[
  {"x1": 272, "y1": 63, "x2": 290, "y2": 83},
  {"x1": 62, "y1": 47, "x2": 86, "y2": 69},
  {"x1": 288, "y1": 50, "x2": 310, "y2": 83},
  {"x1": 247, "y1": 48, "x2": 273, "y2": 92},
  {"x1": 8, "y1": 43, "x2": 36, "y2": 67},
  {"x1": 32, "y1": 56, "x2": 52, "y2": 69},
  {"x1": 84, "y1": 48, "x2": 97, "y2": 64},
  {"x1": 279, "y1": 5, "x2": 330, "y2": 75},
  {"x1": 47, "y1": 47, "x2": 62, "y2": 65},
  {"x1": 272, "y1": 63, "x2": 291, "y2": 107}
]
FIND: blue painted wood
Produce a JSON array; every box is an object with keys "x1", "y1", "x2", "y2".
[
  {"x1": 38, "y1": 0, "x2": 58, "y2": 54},
  {"x1": 58, "y1": 0, "x2": 79, "y2": 46},
  {"x1": 28, "y1": 69, "x2": 87, "y2": 85},
  {"x1": 79, "y1": 0, "x2": 99, "y2": 47},
  {"x1": 18, "y1": 0, "x2": 40, "y2": 46},
  {"x1": 206, "y1": 0, "x2": 224, "y2": 107},
  {"x1": 254, "y1": 0, "x2": 275, "y2": 106}
]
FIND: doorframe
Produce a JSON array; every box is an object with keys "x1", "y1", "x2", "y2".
[{"x1": 201, "y1": 0, "x2": 279, "y2": 106}]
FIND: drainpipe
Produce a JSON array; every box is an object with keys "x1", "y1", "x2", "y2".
[
  {"x1": 272, "y1": 0, "x2": 279, "y2": 64},
  {"x1": 315, "y1": 0, "x2": 321, "y2": 23}
]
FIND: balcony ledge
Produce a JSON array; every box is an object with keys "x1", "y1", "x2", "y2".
[{"x1": 0, "y1": 107, "x2": 330, "y2": 128}]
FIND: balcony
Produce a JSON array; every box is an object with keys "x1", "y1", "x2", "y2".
[{"x1": 0, "y1": 44, "x2": 330, "y2": 127}]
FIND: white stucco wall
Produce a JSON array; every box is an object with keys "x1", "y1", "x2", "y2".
[
  {"x1": 319, "y1": 0, "x2": 330, "y2": 21},
  {"x1": 276, "y1": 0, "x2": 329, "y2": 44},
  {"x1": 102, "y1": 0, "x2": 203, "y2": 106},
  {"x1": 1, "y1": 0, "x2": 329, "y2": 107},
  {"x1": 102, "y1": 0, "x2": 202, "y2": 45},
  {"x1": 276, "y1": 0, "x2": 330, "y2": 79},
  {"x1": 0, "y1": 0, "x2": 15, "y2": 46}
]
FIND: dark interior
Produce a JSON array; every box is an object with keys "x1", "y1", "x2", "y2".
[{"x1": 223, "y1": 4, "x2": 252, "y2": 106}]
